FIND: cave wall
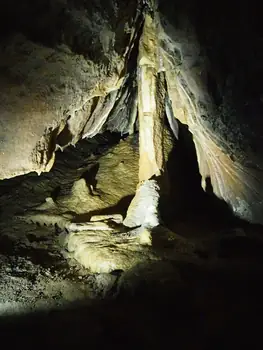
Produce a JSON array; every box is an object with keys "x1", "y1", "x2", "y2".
[
  {"x1": 1, "y1": 0, "x2": 263, "y2": 224},
  {"x1": 0, "y1": 0, "x2": 140, "y2": 179},
  {"x1": 158, "y1": 0, "x2": 263, "y2": 223}
]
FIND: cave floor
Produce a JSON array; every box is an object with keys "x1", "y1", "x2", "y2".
[{"x1": 0, "y1": 133, "x2": 263, "y2": 348}]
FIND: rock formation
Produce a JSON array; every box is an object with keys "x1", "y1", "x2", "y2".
[{"x1": 1, "y1": 0, "x2": 263, "y2": 228}]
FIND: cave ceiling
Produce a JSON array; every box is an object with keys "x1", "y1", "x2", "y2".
[{"x1": 0, "y1": 0, "x2": 263, "y2": 224}]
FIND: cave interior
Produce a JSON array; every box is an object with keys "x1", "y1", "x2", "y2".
[{"x1": 1, "y1": 0, "x2": 263, "y2": 348}]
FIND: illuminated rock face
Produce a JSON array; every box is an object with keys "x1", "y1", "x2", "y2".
[
  {"x1": 1, "y1": 0, "x2": 263, "y2": 224},
  {"x1": 0, "y1": 0, "x2": 140, "y2": 179},
  {"x1": 136, "y1": 14, "x2": 165, "y2": 183},
  {"x1": 122, "y1": 12, "x2": 165, "y2": 228},
  {"x1": 157, "y1": 2, "x2": 263, "y2": 224}
]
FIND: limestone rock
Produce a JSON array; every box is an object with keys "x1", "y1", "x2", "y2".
[
  {"x1": 158, "y1": 2, "x2": 263, "y2": 224},
  {"x1": 0, "y1": 0, "x2": 140, "y2": 179},
  {"x1": 123, "y1": 179, "x2": 160, "y2": 228},
  {"x1": 1, "y1": 0, "x2": 263, "y2": 225}
]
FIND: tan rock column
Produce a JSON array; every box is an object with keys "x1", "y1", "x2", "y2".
[
  {"x1": 137, "y1": 13, "x2": 165, "y2": 182},
  {"x1": 123, "y1": 12, "x2": 166, "y2": 228}
]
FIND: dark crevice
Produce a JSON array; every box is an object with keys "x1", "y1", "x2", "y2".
[
  {"x1": 47, "y1": 126, "x2": 60, "y2": 160},
  {"x1": 89, "y1": 97, "x2": 100, "y2": 118},
  {"x1": 74, "y1": 195, "x2": 134, "y2": 223},
  {"x1": 80, "y1": 163, "x2": 100, "y2": 192},
  {"x1": 56, "y1": 117, "x2": 74, "y2": 148},
  {"x1": 106, "y1": 2, "x2": 144, "y2": 134},
  {"x1": 161, "y1": 120, "x2": 245, "y2": 230}
]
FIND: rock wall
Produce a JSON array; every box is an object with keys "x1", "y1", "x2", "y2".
[
  {"x1": 158, "y1": 0, "x2": 263, "y2": 223},
  {"x1": 1, "y1": 0, "x2": 263, "y2": 224},
  {"x1": 0, "y1": 0, "x2": 140, "y2": 179}
]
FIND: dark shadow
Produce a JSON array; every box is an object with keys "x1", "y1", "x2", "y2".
[
  {"x1": 204, "y1": 176, "x2": 213, "y2": 195},
  {"x1": 217, "y1": 235, "x2": 263, "y2": 262},
  {"x1": 1, "y1": 259, "x2": 263, "y2": 349},
  {"x1": 80, "y1": 163, "x2": 100, "y2": 191},
  {"x1": 0, "y1": 234, "x2": 67, "y2": 272},
  {"x1": 74, "y1": 195, "x2": 134, "y2": 223},
  {"x1": 51, "y1": 186, "x2": 62, "y2": 201},
  {"x1": 56, "y1": 117, "x2": 74, "y2": 148},
  {"x1": 202, "y1": 176, "x2": 240, "y2": 226},
  {"x1": 160, "y1": 121, "x2": 203, "y2": 221},
  {"x1": 160, "y1": 121, "x2": 248, "y2": 231}
]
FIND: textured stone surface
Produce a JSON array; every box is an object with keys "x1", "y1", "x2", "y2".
[
  {"x1": 137, "y1": 13, "x2": 166, "y2": 182},
  {"x1": 0, "y1": 0, "x2": 140, "y2": 179},
  {"x1": 158, "y1": 1, "x2": 263, "y2": 223},
  {"x1": 123, "y1": 179, "x2": 160, "y2": 228},
  {"x1": 1, "y1": 0, "x2": 263, "y2": 224}
]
